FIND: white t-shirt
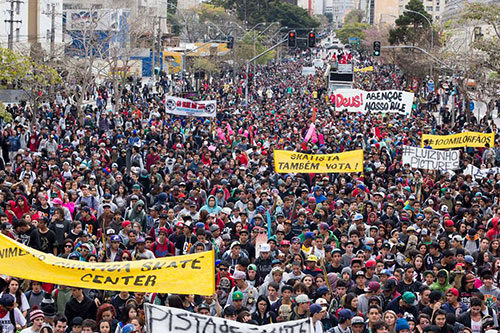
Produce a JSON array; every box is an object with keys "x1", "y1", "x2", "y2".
[
  {"x1": 0, "y1": 308, "x2": 27, "y2": 333},
  {"x1": 471, "y1": 318, "x2": 482, "y2": 333},
  {"x1": 20, "y1": 326, "x2": 39, "y2": 333}
]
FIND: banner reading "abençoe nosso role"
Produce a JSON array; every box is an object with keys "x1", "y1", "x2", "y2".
[
  {"x1": 421, "y1": 132, "x2": 494, "y2": 149},
  {"x1": 0, "y1": 234, "x2": 215, "y2": 294},
  {"x1": 274, "y1": 150, "x2": 363, "y2": 173}
]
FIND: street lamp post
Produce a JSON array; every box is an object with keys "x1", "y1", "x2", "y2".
[{"x1": 404, "y1": 9, "x2": 434, "y2": 77}]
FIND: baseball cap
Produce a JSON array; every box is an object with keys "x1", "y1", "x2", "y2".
[
  {"x1": 365, "y1": 281, "x2": 380, "y2": 293},
  {"x1": 121, "y1": 324, "x2": 137, "y2": 333},
  {"x1": 232, "y1": 291, "x2": 244, "y2": 301},
  {"x1": 351, "y1": 316, "x2": 365, "y2": 325},
  {"x1": 0, "y1": 294, "x2": 15, "y2": 307},
  {"x1": 401, "y1": 291, "x2": 416, "y2": 304},
  {"x1": 315, "y1": 298, "x2": 328, "y2": 308},
  {"x1": 295, "y1": 294, "x2": 311, "y2": 304},
  {"x1": 260, "y1": 244, "x2": 271, "y2": 252},
  {"x1": 338, "y1": 309, "x2": 354, "y2": 320},
  {"x1": 310, "y1": 303, "x2": 323, "y2": 315},
  {"x1": 72, "y1": 317, "x2": 83, "y2": 326},
  {"x1": 110, "y1": 235, "x2": 121, "y2": 242},
  {"x1": 232, "y1": 270, "x2": 246, "y2": 280},
  {"x1": 306, "y1": 255, "x2": 318, "y2": 262},
  {"x1": 447, "y1": 288, "x2": 459, "y2": 297},
  {"x1": 383, "y1": 279, "x2": 397, "y2": 291}
]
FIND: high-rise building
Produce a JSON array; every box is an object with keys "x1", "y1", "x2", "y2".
[{"x1": 330, "y1": 0, "x2": 357, "y2": 27}]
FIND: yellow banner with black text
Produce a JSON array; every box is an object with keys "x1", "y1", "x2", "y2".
[
  {"x1": 0, "y1": 234, "x2": 215, "y2": 295},
  {"x1": 421, "y1": 132, "x2": 494, "y2": 149},
  {"x1": 274, "y1": 150, "x2": 363, "y2": 173}
]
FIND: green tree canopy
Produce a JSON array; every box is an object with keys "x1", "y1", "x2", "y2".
[
  {"x1": 210, "y1": 0, "x2": 319, "y2": 30},
  {"x1": 336, "y1": 22, "x2": 372, "y2": 45},
  {"x1": 344, "y1": 9, "x2": 365, "y2": 25},
  {"x1": 388, "y1": 0, "x2": 433, "y2": 45}
]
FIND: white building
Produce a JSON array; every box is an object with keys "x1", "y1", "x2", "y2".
[
  {"x1": 397, "y1": 0, "x2": 444, "y2": 22},
  {"x1": 0, "y1": 0, "x2": 63, "y2": 52}
]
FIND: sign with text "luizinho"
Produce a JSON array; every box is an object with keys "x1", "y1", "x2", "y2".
[
  {"x1": 145, "y1": 304, "x2": 312, "y2": 333},
  {"x1": 402, "y1": 146, "x2": 460, "y2": 171},
  {"x1": 274, "y1": 150, "x2": 363, "y2": 173},
  {"x1": 0, "y1": 234, "x2": 215, "y2": 295}
]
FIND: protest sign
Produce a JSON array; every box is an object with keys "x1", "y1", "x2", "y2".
[
  {"x1": 464, "y1": 164, "x2": 500, "y2": 179},
  {"x1": 330, "y1": 89, "x2": 414, "y2": 115},
  {"x1": 421, "y1": 132, "x2": 494, "y2": 149},
  {"x1": 354, "y1": 66, "x2": 374, "y2": 72},
  {"x1": 164, "y1": 96, "x2": 217, "y2": 117},
  {"x1": 274, "y1": 150, "x2": 363, "y2": 173},
  {"x1": 145, "y1": 304, "x2": 312, "y2": 333},
  {"x1": 402, "y1": 146, "x2": 460, "y2": 170},
  {"x1": 0, "y1": 234, "x2": 215, "y2": 294}
]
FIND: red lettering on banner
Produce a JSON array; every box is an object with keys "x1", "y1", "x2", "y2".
[{"x1": 334, "y1": 94, "x2": 363, "y2": 108}]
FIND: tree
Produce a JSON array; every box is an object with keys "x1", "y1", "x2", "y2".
[
  {"x1": 265, "y1": 1, "x2": 319, "y2": 30},
  {"x1": 211, "y1": 0, "x2": 319, "y2": 30},
  {"x1": 462, "y1": 3, "x2": 500, "y2": 75},
  {"x1": 456, "y1": 2, "x2": 500, "y2": 115},
  {"x1": 235, "y1": 33, "x2": 276, "y2": 65},
  {"x1": 0, "y1": 48, "x2": 61, "y2": 124},
  {"x1": 389, "y1": 0, "x2": 433, "y2": 47},
  {"x1": 325, "y1": 12, "x2": 333, "y2": 24},
  {"x1": 344, "y1": 9, "x2": 365, "y2": 25},
  {"x1": 336, "y1": 23, "x2": 371, "y2": 45}
]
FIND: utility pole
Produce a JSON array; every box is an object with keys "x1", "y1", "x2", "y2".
[
  {"x1": 152, "y1": 17, "x2": 157, "y2": 79},
  {"x1": 5, "y1": 0, "x2": 22, "y2": 50},
  {"x1": 157, "y1": 17, "x2": 162, "y2": 80},
  {"x1": 50, "y1": 3, "x2": 56, "y2": 56}
]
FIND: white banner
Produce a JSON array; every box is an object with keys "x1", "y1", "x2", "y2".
[
  {"x1": 464, "y1": 164, "x2": 500, "y2": 179},
  {"x1": 331, "y1": 89, "x2": 414, "y2": 115},
  {"x1": 402, "y1": 146, "x2": 460, "y2": 171},
  {"x1": 164, "y1": 96, "x2": 217, "y2": 118},
  {"x1": 145, "y1": 304, "x2": 312, "y2": 333}
]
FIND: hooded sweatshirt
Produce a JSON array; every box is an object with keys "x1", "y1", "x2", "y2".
[
  {"x1": 430, "y1": 269, "x2": 453, "y2": 294},
  {"x1": 125, "y1": 200, "x2": 147, "y2": 230},
  {"x1": 486, "y1": 216, "x2": 500, "y2": 240},
  {"x1": 199, "y1": 195, "x2": 221, "y2": 214}
]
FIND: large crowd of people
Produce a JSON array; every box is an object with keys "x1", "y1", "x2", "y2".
[{"x1": 0, "y1": 33, "x2": 499, "y2": 333}]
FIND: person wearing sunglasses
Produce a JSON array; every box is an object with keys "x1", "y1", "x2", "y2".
[{"x1": 61, "y1": 239, "x2": 74, "y2": 257}]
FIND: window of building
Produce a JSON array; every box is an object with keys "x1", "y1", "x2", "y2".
[
  {"x1": 15, "y1": 28, "x2": 20, "y2": 42},
  {"x1": 426, "y1": 6, "x2": 433, "y2": 11},
  {"x1": 47, "y1": 29, "x2": 51, "y2": 41}
]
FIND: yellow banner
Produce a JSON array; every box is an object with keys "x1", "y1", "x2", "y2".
[
  {"x1": 354, "y1": 66, "x2": 374, "y2": 72},
  {"x1": 421, "y1": 132, "x2": 495, "y2": 149},
  {"x1": 0, "y1": 235, "x2": 215, "y2": 295},
  {"x1": 274, "y1": 150, "x2": 363, "y2": 173}
]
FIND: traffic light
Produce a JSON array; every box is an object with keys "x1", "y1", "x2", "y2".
[
  {"x1": 226, "y1": 36, "x2": 234, "y2": 49},
  {"x1": 373, "y1": 41, "x2": 381, "y2": 56},
  {"x1": 308, "y1": 32, "x2": 316, "y2": 47},
  {"x1": 287, "y1": 31, "x2": 296, "y2": 47}
]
